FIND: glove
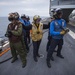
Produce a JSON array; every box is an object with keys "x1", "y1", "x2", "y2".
[
  {"x1": 60, "y1": 30, "x2": 66, "y2": 35},
  {"x1": 5, "y1": 30, "x2": 12, "y2": 37},
  {"x1": 8, "y1": 30, "x2": 12, "y2": 34}
]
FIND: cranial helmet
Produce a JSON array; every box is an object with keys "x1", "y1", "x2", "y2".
[
  {"x1": 21, "y1": 14, "x2": 26, "y2": 18},
  {"x1": 8, "y1": 12, "x2": 19, "y2": 21},
  {"x1": 26, "y1": 16, "x2": 30, "y2": 20},
  {"x1": 33, "y1": 15, "x2": 41, "y2": 21},
  {"x1": 14, "y1": 12, "x2": 19, "y2": 20},
  {"x1": 8, "y1": 13, "x2": 14, "y2": 21},
  {"x1": 53, "y1": 8, "x2": 63, "y2": 19}
]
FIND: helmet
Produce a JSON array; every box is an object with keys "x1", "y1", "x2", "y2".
[
  {"x1": 53, "y1": 8, "x2": 63, "y2": 19},
  {"x1": 8, "y1": 13, "x2": 15, "y2": 21},
  {"x1": 8, "y1": 12, "x2": 19, "y2": 21},
  {"x1": 33, "y1": 15, "x2": 41, "y2": 21},
  {"x1": 50, "y1": 9, "x2": 56, "y2": 18},
  {"x1": 51, "y1": 9, "x2": 56, "y2": 13},
  {"x1": 21, "y1": 14, "x2": 26, "y2": 18},
  {"x1": 14, "y1": 12, "x2": 19, "y2": 20}
]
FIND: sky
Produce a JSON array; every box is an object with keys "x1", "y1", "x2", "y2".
[{"x1": 0, "y1": 0, "x2": 50, "y2": 17}]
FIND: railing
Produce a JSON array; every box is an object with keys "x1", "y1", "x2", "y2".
[{"x1": 51, "y1": 0, "x2": 75, "y2": 6}]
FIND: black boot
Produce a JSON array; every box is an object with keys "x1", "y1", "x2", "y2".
[
  {"x1": 57, "y1": 54, "x2": 64, "y2": 59},
  {"x1": 37, "y1": 54, "x2": 41, "y2": 57},
  {"x1": 34, "y1": 57, "x2": 38, "y2": 62},
  {"x1": 51, "y1": 56, "x2": 54, "y2": 61},
  {"x1": 11, "y1": 58, "x2": 18, "y2": 63},
  {"x1": 22, "y1": 59, "x2": 27, "y2": 68},
  {"x1": 22, "y1": 63, "x2": 26, "y2": 68},
  {"x1": 27, "y1": 50, "x2": 29, "y2": 53},
  {"x1": 46, "y1": 61, "x2": 51, "y2": 68}
]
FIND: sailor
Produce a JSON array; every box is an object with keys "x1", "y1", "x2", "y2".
[
  {"x1": 46, "y1": 17, "x2": 55, "y2": 61},
  {"x1": 46, "y1": 9, "x2": 57, "y2": 61},
  {"x1": 5, "y1": 13, "x2": 27, "y2": 68},
  {"x1": 46, "y1": 9, "x2": 57, "y2": 52},
  {"x1": 21, "y1": 14, "x2": 29, "y2": 53},
  {"x1": 25, "y1": 16, "x2": 31, "y2": 44},
  {"x1": 46, "y1": 17, "x2": 55, "y2": 52},
  {"x1": 31, "y1": 15, "x2": 49, "y2": 62},
  {"x1": 46, "y1": 8, "x2": 69, "y2": 68},
  {"x1": 22, "y1": 15, "x2": 49, "y2": 62}
]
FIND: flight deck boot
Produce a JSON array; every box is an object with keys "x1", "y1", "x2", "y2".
[
  {"x1": 11, "y1": 57, "x2": 18, "y2": 63},
  {"x1": 46, "y1": 59, "x2": 51, "y2": 68}
]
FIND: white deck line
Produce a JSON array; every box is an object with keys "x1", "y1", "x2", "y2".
[
  {"x1": 3, "y1": 42, "x2": 9, "y2": 47},
  {"x1": 68, "y1": 29, "x2": 75, "y2": 39}
]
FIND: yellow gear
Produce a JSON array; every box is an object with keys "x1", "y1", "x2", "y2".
[
  {"x1": 31, "y1": 23, "x2": 43, "y2": 41},
  {"x1": 33, "y1": 15, "x2": 40, "y2": 21},
  {"x1": 60, "y1": 30, "x2": 66, "y2": 35}
]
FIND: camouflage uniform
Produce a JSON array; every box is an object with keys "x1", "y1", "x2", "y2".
[{"x1": 6, "y1": 21, "x2": 27, "y2": 67}]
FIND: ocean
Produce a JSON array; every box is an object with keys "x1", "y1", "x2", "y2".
[
  {"x1": 0, "y1": 17, "x2": 9, "y2": 38},
  {"x1": 0, "y1": 17, "x2": 46, "y2": 38}
]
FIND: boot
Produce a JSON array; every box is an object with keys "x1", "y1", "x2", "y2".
[
  {"x1": 57, "y1": 54, "x2": 64, "y2": 59},
  {"x1": 11, "y1": 58, "x2": 18, "y2": 63},
  {"x1": 46, "y1": 60, "x2": 51, "y2": 68},
  {"x1": 51, "y1": 56, "x2": 54, "y2": 61},
  {"x1": 27, "y1": 49, "x2": 29, "y2": 53},
  {"x1": 37, "y1": 54, "x2": 41, "y2": 57},
  {"x1": 22, "y1": 59, "x2": 27, "y2": 68},
  {"x1": 22, "y1": 62, "x2": 27, "y2": 68},
  {"x1": 34, "y1": 57, "x2": 38, "y2": 62}
]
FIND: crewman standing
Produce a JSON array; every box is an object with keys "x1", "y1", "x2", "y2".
[
  {"x1": 22, "y1": 15, "x2": 49, "y2": 62},
  {"x1": 25, "y1": 16, "x2": 31, "y2": 44},
  {"x1": 5, "y1": 13, "x2": 27, "y2": 68},
  {"x1": 46, "y1": 8, "x2": 69, "y2": 68}
]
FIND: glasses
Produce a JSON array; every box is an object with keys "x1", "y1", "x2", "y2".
[{"x1": 36, "y1": 18, "x2": 41, "y2": 22}]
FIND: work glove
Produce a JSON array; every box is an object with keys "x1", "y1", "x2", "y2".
[
  {"x1": 5, "y1": 30, "x2": 12, "y2": 37},
  {"x1": 60, "y1": 30, "x2": 66, "y2": 35},
  {"x1": 8, "y1": 30, "x2": 12, "y2": 34}
]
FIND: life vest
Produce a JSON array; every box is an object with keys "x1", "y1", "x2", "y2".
[
  {"x1": 51, "y1": 19, "x2": 66, "y2": 39},
  {"x1": 8, "y1": 21, "x2": 22, "y2": 43},
  {"x1": 54, "y1": 19, "x2": 65, "y2": 28},
  {"x1": 31, "y1": 22, "x2": 43, "y2": 41}
]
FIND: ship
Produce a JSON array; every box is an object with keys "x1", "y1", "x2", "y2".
[{"x1": 49, "y1": 0, "x2": 75, "y2": 22}]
